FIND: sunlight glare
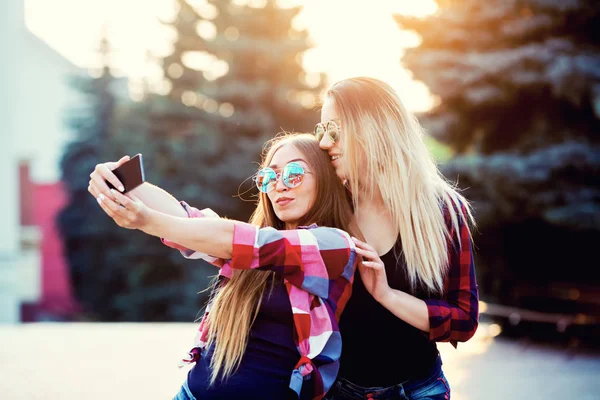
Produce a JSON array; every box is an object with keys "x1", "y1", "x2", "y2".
[
  {"x1": 298, "y1": 92, "x2": 316, "y2": 109},
  {"x1": 203, "y1": 98, "x2": 219, "y2": 113},
  {"x1": 303, "y1": 72, "x2": 322, "y2": 88},
  {"x1": 196, "y1": 20, "x2": 217, "y2": 40},
  {"x1": 167, "y1": 63, "x2": 184, "y2": 79},
  {"x1": 248, "y1": 0, "x2": 268, "y2": 8},
  {"x1": 182, "y1": 91, "x2": 197, "y2": 107},
  {"x1": 291, "y1": 0, "x2": 438, "y2": 112},
  {"x1": 182, "y1": 51, "x2": 217, "y2": 71},
  {"x1": 218, "y1": 102, "x2": 235, "y2": 117},
  {"x1": 487, "y1": 324, "x2": 503, "y2": 338},
  {"x1": 190, "y1": 1, "x2": 219, "y2": 20},
  {"x1": 157, "y1": 78, "x2": 173, "y2": 96},
  {"x1": 224, "y1": 27, "x2": 240, "y2": 41},
  {"x1": 479, "y1": 301, "x2": 488, "y2": 314},
  {"x1": 25, "y1": 0, "x2": 439, "y2": 112}
]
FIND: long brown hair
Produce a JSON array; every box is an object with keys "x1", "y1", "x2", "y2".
[
  {"x1": 206, "y1": 132, "x2": 356, "y2": 384},
  {"x1": 326, "y1": 77, "x2": 475, "y2": 294}
]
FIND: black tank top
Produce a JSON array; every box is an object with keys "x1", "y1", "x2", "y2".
[{"x1": 338, "y1": 239, "x2": 439, "y2": 387}]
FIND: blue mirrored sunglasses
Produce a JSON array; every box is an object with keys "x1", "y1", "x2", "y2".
[{"x1": 254, "y1": 161, "x2": 308, "y2": 193}]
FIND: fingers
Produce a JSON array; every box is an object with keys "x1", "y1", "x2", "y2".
[
  {"x1": 88, "y1": 181, "x2": 99, "y2": 199},
  {"x1": 351, "y1": 237, "x2": 384, "y2": 270},
  {"x1": 361, "y1": 260, "x2": 382, "y2": 269},
  {"x1": 351, "y1": 236, "x2": 374, "y2": 251},
  {"x1": 114, "y1": 155, "x2": 131, "y2": 169},
  {"x1": 111, "y1": 189, "x2": 137, "y2": 210},
  {"x1": 351, "y1": 237, "x2": 378, "y2": 258},
  {"x1": 111, "y1": 189, "x2": 146, "y2": 226},
  {"x1": 89, "y1": 161, "x2": 126, "y2": 202},
  {"x1": 103, "y1": 155, "x2": 131, "y2": 171},
  {"x1": 97, "y1": 192, "x2": 129, "y2": 221}
]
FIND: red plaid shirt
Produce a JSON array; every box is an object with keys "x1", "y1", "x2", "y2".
[{"x1": 424, "y1": 201, "x2": 479, "y2": 347}]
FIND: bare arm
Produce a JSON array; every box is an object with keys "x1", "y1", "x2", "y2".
[
  {"x1": 97, "y1": 190, "x2": 357, "y2": 300},
  {"x1": 143, "y1": 208, "x2": 234, "y2": 259},
  {"x1": 128, "y1": 182, "x2": 187, "y2": 218},
  {"x1": 379, "y1": 289, "x2": 430, "y2": 331}
]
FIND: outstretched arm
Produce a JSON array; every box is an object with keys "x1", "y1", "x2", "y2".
[
  {"x1": 97, "y1": 188, "x2": 235, "y2": 259},
  {"x1": 97, "y1": 189, "x2": 356, "y2": 298}
]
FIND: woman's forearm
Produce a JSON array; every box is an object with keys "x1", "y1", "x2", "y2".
[
  {"x1": 129, "y1": 182, "x2": 187, "y2": 218},
  {"x1": 143, "y1": 209, "x2": 235, "y2": 259},
  {"x1": 379, "y1": 289, "x2": 431, "y2": 332}
]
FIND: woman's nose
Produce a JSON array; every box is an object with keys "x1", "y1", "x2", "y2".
[
  {"x1": 275, "y1": 174, "x2": 288, "y2": 191},
  {"x1": 319, "y1": 134, "x2": 333, "y2": 149}
]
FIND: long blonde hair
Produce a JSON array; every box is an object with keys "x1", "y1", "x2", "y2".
[
  {"x1": 326, "y1": 77, "x2": 475, "y2": 294},
  {"x1": 205, "y1": 132, "x2": 356, "y2": 385}
]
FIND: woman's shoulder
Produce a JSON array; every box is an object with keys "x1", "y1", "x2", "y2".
[
  {"x1": 298, "y1": 224, "x2": 353, "y2": 241},
  {"x1": 440, "y1": 193, "x2": 471, "y2": 224}
]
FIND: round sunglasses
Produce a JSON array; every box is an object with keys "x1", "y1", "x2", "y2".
[
  {"x1": 314, "y1": 120, "x2": 341, "y2": 143},
  {"x1": 254, "y1": 161, "x2": 310, "y2": 193}
]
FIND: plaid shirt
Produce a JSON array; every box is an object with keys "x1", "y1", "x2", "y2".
[
  {"x1": 162, "y1": 203, "x2": 358, "y2": 400},
  {"x1": 424, "y1": 201, "x2": 479, "y2": 347}
]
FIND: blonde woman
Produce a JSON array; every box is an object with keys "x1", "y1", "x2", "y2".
[
  {"x1": 88, "y1": 134, "x2": 366, "y2": 400},
  {"x1": 317, "y1": 77, "x2": 479, "y2": 400}
]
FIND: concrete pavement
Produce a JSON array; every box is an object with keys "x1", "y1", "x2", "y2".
[{"x1": 0, "y1": 322, "x2": 598, "y2": 399}]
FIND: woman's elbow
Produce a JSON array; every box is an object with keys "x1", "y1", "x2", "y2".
[{"x1": 460, "y1": 316, "x2": 479, "y2": 342}]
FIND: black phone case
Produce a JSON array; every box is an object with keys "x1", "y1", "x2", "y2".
[{"x1": 107, "y1": 154, "x2": 145, "y2": 193}]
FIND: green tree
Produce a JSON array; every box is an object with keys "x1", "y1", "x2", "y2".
[
  {"x1": 106, "y1": 0, "x2": 226, "y2": 321},
  {"x1": 58, "y1": 0, "x2": 325, "y2": 322},
  {"x1": 396, "y1": 1, "x2": 600, "y2": 319},
  {"x1": 196, "y1": 0, "x2": 324, "y2": 220},
  {"x1": 58, "y1": 10, "x2": 220, "y2": 321},
  {"x1": 57, "y1": 34, "x2": 123, "y2": 319}
]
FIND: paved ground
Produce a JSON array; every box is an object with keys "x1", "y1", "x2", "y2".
[{"x1": 0, "y1": 322, "x2": 598, "y2": 399}]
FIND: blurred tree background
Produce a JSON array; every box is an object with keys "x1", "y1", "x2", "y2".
[
  {"x1": 57, "y1": 0, "x2": 600, "y2": 336},
  {"x1": 396, "y1": 0, "x2": 600, "y2": 340},
  {"x1": 58, "y1": 0, "x2": 322, "y2": 321}
]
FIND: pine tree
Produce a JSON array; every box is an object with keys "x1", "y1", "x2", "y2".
[
  {"x1": 108, "y1": 0, "x2": 227, "y2": 321},
  {"x1": 396, "y1": 1, "x2": 600, "y2": 319},
  {"x1": 197, "y1": 0, "x2": 324, "y2": 220},
  {"x1": 57, "y1": 34, "x2": 123, "y2": 319},
  {"x1": 148, "y1": 0, "x2": 244, "y2": 220},
  {"x1": 57, "y1": 14, "x2": 219, "y2": 321},
  {"x1": 58, "y1": 0, "x2": 326, "y2": 322}
]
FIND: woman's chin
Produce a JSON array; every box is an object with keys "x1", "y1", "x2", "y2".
[{"x1": 275, "y1": 211, "x2": 297, "y2": 226}]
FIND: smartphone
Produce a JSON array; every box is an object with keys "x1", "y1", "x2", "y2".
[{"x1": 107, "y1": 153, "x2": 145, "y2": 193}]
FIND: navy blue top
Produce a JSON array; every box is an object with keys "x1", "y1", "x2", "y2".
[{"x1": 187, "y1": 280, "x2": 313, "y2": 399}]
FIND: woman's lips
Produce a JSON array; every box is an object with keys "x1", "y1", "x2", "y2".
[{"x1": 276, "y1": 198, "x2": 294, "y2": 206}]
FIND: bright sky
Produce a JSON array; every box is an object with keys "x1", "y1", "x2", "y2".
[{"x1": 25, "y1": 0, "x2": 438, "y2": 112}]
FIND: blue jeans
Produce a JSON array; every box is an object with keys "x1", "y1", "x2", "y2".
[
  {"x1": 173, "y1": 379, "x2": 196, "y2": 400},
  {"x1": 324, "y1": 356, "x2": 450, "y2": 400},
  {"x1": 173, "y1": 375, "x2": 312, "y2": 400}
]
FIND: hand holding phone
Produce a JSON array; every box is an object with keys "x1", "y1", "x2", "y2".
[{"x1": 107, "y1": 153, "x2": 146, "y2": 193}]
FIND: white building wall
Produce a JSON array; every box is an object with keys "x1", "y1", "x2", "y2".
[
  {"x1": 0, "y1": 0, "x2": 26, "y2": 323},
  {"x1": 17, "y1": 16, "x2": 85, "y2": 183},
  {"x1": 0, "y1": 0, "x2": 85, "y2": 322}
]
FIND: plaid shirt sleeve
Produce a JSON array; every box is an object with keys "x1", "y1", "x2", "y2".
[
  {"x1": 229, "y1": 222, "x2": 355, "y2": 299},
  {"x1": 160, "y1": 202, "x2": 228, "y2": 269},
  {"x1": 424, "y1": 201, "x2": 479, "y2": 347}
]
